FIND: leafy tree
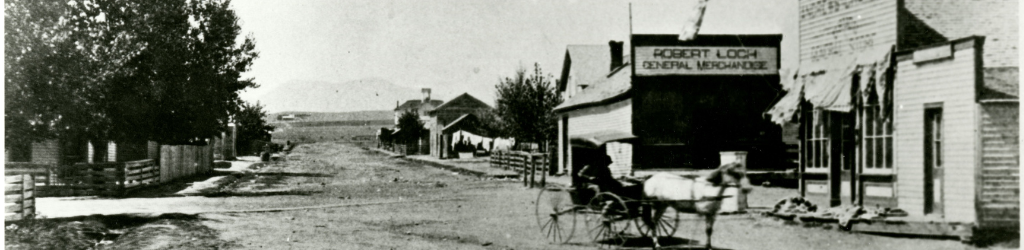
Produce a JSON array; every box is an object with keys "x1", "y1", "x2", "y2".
[
  {"x1": 234, "y1": 101, "x2": 274, "y2": 155},
  {"x1": 395, "y1": 111, "x2": 425, "y2": 144},
  {"x1": 475, "y1": 109, "x2": 508, "y2": 138},
  {"x1": 494, "y1": 63, "x2": 563, "y2": 149},
  {"x1": 5, "y1": 0, "x2": 258, "y2": 147}
]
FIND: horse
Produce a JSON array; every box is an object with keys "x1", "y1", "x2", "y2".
[{"x1": 641, "y1": 162, "x2": 752, "y2": 249}]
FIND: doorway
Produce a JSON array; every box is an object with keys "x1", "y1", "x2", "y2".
[{"x1": 923, "y1": 107, "x2": 943, "y2": 216}]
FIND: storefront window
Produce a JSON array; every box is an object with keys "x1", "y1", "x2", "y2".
[
  {"x1": 806, "y1": 110, "x2": 829, "y2": 170},
  {"x1": 861, "y1": 104, "x2": 893, "y2": 169}
]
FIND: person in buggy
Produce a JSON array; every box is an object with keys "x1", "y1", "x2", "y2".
[{"x1": 576, "y1": 154, "x2": 643, "y2": 201}]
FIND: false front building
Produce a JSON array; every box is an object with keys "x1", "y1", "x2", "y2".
[
  {"x1": 555, "y1": 35, "x2": 786, "y2": 180},
  {"x1": 766, "y1": 0, "x2": 1018, "y2": 234}
]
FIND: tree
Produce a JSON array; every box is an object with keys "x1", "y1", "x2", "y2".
[
  {"x1": 395, "y1": 111, "x2": 425, "y2": 144},
  {"x1": 476, "y1": 109, "x2": 508, "y2": 138},
  {"x1": 234, "y1": 101, "x2": 274, "y2": 156},
  {"x1": 5, "y1": 0, "x2": 259, "y2": 147},
  {"x1": 494, "y1": 63, "x2": 563, "y2": 150}
]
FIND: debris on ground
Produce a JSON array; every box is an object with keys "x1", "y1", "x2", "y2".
[
  {"x1": 772, "y1": 196, "x2": 818, "y2": 214},
  {"x1": 769, "y1": 197, "x2": 912, "y2": 231}
]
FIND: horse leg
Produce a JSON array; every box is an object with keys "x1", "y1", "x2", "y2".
[
  {"x1": 704, "y1": 213, "x2": 716, "y2": 250},
  {"x1": 647, "y1": 203, "x2": 667, "y2": 249}
]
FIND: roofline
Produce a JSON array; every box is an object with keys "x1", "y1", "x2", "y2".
[
  {"x1": 427, "y1": 93, "x2": 492, "y2": 115},
  {"x1": 894, "y1": 36, "x2": 985, "y2": 57},
  {"x1": 632, "y1": 34, "x2": 783, "y2": 47},
  {"x1": 553, "y1": 88, "x2": 632, "y2": 113}
]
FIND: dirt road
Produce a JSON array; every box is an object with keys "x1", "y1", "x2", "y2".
[
  {"x1": 185, "y1": 142, "x2": 996, "y2": 250},
  {"x1": 19, "y1": 142, "x2": 1008, "y2": 249}
]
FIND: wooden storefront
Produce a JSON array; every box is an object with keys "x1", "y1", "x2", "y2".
[
  {"x1": 768, "y1": 0, "x2": 1018, "y2": 231},
  {"x1": 555, "y1": 34, "x2": 786, "y2": 178}
]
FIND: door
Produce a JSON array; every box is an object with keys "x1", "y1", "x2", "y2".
[
  {"x1": 924, "y1": 108, "x2": 943, "y2": 216},
  {"x1": 838, "y1": 114, "x2": 856, "y2": 205},
  {"x1": 828, "y1": 112, "x2": 856, "y2": 207}
]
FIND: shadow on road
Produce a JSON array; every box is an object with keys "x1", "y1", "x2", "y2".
[
  {"x1": 121, "y1": 172, "x2": 234, "y2": 198},
  {"x1": 598, "y1": 236, "x2": 732, "y2": 250},
  {"x1": 252, "y1": 172, "x2": 334, "y2": 178}
]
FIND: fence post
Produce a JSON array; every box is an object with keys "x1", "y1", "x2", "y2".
[
  {"x1": 521, "y1": 153, "x2": 528, "y2": 187},
  {"x1": 540, "y1": 154, "x2": 547, "y2": 187},
  {"x1": 529, "y1": 154, "x2": 536, "y2": 188},
  {"x1": 5, "y1": 174, "x2": 35, "y2": 221}
]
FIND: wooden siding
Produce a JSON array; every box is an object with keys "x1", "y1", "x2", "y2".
[
  {"x1": 894, "y1": 44, "x2": 978, "y2": 222},
  {"x1": 978, "y1": 103, "x2": 1019, "y2": 227},
  {"x1": 606, "y1": 142, "x2": 633, "y2": 177},
  {"x1": 30, "y1": 141, "x2": 60, "y2": 164},
  {"x1": 565, "y1": 99, "x2": 632, "y2": 137},
  {"x1": 107, "y1": 141, "x2": 117, "y2": 162},
  {"x1": 565, "y1": 99, "x2": 633, "y2": 177},
  {"x1": 799, "y1": 0, "x2": 898, "y2": 63}
]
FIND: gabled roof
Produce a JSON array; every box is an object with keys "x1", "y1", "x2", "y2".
[
  {"x1": 558, "y1": 45, "x2": 612, "y2": 92},
  {"x1": 428, "y1": 93, "x2": 491, "y2": 114},
  {"x1": 395, "y1": 99, "x2": 444, "y2": 111},
  {"x1": 554, "y1": 60, "x2": 631, "y2": 112},
  {"x1": 442, "y1": 113, "x2": 492, "y2": 137}
]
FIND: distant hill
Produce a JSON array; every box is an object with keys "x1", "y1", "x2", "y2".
[
  {"x1": 267, "y1": 110, "x2": 393, "y2": 123},
  {"x1": 255, "y1": 78, "x2": 431, "y2": 113}
]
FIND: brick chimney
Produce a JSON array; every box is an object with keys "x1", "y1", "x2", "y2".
[
  {"x1": 609, "y1": 40, "x2": 624, "y2": 70},
  {"x1": 422, "y1": 88, "x2": 431, "y2": 103}
]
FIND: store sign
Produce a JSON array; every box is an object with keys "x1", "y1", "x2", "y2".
[{"x1": 635, "y1": 46, "x2": 778, "y2": 76}]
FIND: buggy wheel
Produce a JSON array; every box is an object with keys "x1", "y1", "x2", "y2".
[
  {"x1": 635, "y1": 205, "x2": 681, "y2": 240},
  {"x1": 535, "y1": 187, "x2": 576, "y2": 244},
  {"x1": 585, "y1": 192, "x2": 632, "y2": 248}
]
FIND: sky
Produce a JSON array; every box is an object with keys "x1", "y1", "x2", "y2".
[{"x1": 231, "y1": 0, "x2": 798, "y2": 111}]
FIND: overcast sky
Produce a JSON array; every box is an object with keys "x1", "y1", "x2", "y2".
[{"x1": 232, "y1": 0, "x2": 798, "y2": 110}]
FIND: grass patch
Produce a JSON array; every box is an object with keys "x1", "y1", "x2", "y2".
[{"x1": 5, "y1": 214, "x2": 234, "y2": 250}]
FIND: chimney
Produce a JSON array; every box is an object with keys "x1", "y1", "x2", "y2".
[
  {"x1": 422, "y1": 88, "x2": 431, "y2": 103},
  {"x1": 609, "y1": 40, "x2": 624, "y2": 70}
]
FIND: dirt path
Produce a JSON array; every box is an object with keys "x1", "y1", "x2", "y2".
[
  {"x1": 195, "y1": 142, "x2": 1003, "y2": 250},
  {"x1": 21, "y1": 142, "x2": 1012, "y2": 249}
]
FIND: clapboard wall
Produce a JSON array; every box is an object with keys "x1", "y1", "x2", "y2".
[
  {"x1": 29, "y1": 140, "x2": 61, "y2": 164},
  {"x1": 978, "y1": 102, "x2": 1019, "y2": 227},
  {"x1": 564, "y1": 99, "x2": 633, "y2": 177},
  {"x1": 893, "y1": 38, "x2": 980, "y2": 222},
  {"x1": 799, "y1": 0, "x2": 898, "y2": 63}
]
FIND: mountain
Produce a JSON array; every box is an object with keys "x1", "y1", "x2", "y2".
[
  {"x1": 266, "y1": 110, "x2": 393, "y2": 123},
  {"x1": 255, "y1": 78, "x2": 428, "y2": 113}
]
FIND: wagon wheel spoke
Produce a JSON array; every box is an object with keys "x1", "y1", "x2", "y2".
[
  {"x1": 535, "y1": 188, "x2": 576, "y2": 244},
  {"x1": 585, "y1": 193, "x2": 632, "y2": 247}
]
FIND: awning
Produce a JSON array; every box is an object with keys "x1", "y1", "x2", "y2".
[
  {"x1": 766, "y1": 44, "x2": 893, "y2": 124},
  {"x1": 569, "y1": 130, "x2": 637, "y2": 149}
]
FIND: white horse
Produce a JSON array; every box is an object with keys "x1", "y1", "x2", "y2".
[{"x1": 641, "y1": 162, "x2": 752, "y2": 249}]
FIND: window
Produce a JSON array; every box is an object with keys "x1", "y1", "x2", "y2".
[
  {"x1": 861, "y1": 103, "x2": 893, "y2": 170},
  {"x1": 806, "y1": 110, "x2": 829, "y2": 170}
]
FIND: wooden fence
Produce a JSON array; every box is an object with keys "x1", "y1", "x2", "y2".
[
  {"x1": 5, "y1": 160, "x2": 161, "y2": 197},
  {"x1": 159, "y1": 144, "x2": 213, "y2": 183},
  {"x1": 5, "y1": 174, "x2": 35, "y2": 221},
  {"x1": 490, "y1": 151, "x2": 549, "y2": 188}
]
